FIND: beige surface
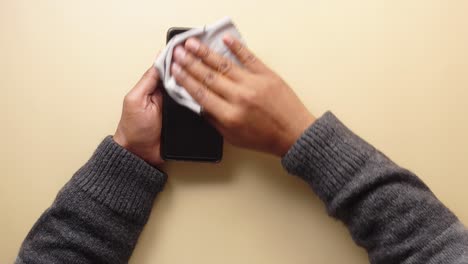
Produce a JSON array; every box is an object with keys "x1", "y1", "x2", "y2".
[{"x1": 1, "y1": 0, "x2": 468, "y2": 263}]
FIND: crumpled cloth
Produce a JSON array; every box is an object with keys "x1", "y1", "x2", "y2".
[{"x1": 154, "y1": 17, "x2": 243, "y2": 114}]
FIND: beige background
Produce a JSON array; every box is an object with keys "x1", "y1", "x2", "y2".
[{"x1": 1, "y1": 0, "x2": 467, "y2": 263}]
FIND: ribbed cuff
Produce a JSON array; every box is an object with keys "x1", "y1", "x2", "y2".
[
  {"x1": 282, "y1": 112, "x2": 374, "y2": 204},
  {"x1": 69, "y1": 136, "x2": 167, "y2": 224}
]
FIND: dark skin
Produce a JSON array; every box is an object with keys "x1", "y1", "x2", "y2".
[
  {"x1": 114, "y1": 66, "x2": 164, "y2": 166},
  {"x1": 114, "y1": 35, "x2": 315, "y2": 164}
]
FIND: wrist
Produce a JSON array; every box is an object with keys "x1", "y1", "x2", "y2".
[
  {"x1": 112, "y1": 131, "x2": 164, "y2": 167},
  {"x1": 278, "y1": 112, "x2": 316, "y2": 157},
  {"x1": 113, "y1": 130, "x2": 129, "y2": 150},
  {"x1": 71, "y1": 136, "x2": 167, "y2": 223}
]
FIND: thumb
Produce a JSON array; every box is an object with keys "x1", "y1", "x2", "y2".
[{"x1": 130, "y1": 66, "x2": 160, "y2": 98}]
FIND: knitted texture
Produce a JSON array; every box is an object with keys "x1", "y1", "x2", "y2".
[
  {"x1": 16, "y1": 114, "x2": 468, "y2": 264},
  {"x1": 282, "y1": 112, "x2": 468, "y2": 263},
  {"x1": 16, "y1": 136, "x2": 166, "y2": 263},
  {"x1": 70, "y1": 136, "x2": 166, "y2": 223}
]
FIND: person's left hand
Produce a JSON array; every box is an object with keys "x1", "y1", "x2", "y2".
[{"x1": 113, "y1": 66, "x2": 164, "y2": 167}]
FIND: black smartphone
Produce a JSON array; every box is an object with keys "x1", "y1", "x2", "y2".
[{"x1": 160, "y1": 27, "x2": 223, "y2": 162}]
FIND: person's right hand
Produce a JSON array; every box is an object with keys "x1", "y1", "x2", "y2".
[{"x1": 170, "y1": 35, "x2": 316, "y2": 157}]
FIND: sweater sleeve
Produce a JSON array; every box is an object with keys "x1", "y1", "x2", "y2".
[
  {"x1": 282, "y1": 112, "x2": 468, "y2": 264},
  {"x1": 16, "y1": 136, "x2": 167, "y2": 264}
]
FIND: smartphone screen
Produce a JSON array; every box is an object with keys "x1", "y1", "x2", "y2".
[{"x1": 160, "y1": 28, "x2": 223, "y2": 162}]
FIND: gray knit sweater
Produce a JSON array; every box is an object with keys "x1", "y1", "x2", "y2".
[{"x1": 17, "y1": 112, "x2": 468, "y2": 263}]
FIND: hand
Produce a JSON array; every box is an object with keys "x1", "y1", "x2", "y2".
[
  {"x1": 170, "y1": 36, "x2": 316, "y2": 157},
  {"x1": 114, "y1": 66, "x2": 164, "y2": 166}
]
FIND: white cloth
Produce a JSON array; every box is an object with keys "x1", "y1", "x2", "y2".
[{"x1": 154, "y1": 17, "x2": 243, "y2": 114}]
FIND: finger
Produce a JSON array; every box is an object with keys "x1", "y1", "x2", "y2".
[
  {"x1": 223, "y1": 34, "x2": 267, "y2": 73},
  {"x1": 173, "y1": 46, "x2": 236, "y2": 100},
  {"x1": 130, "y1": 66, "x2": 160, "y2": 98},
  {"x1": 184, "y1": 38, "x2": 243, "y2": 80},
  {"x1": 171, "y1": 62, "x2": 231, "y2": 120}
]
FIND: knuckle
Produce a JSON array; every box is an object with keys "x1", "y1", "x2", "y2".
[
  {"x1": 203, "y1": 71, "x2": 217, "y2": 85},
  {"x1": 237, "y1": 78, "x2": 271, "y2": 106},
  {"x1": 246, "y1": 54, "x2": 257, "y2": 64},
  {"x1": 270, "y1": 76, "x2": 284, "y2": 88},
  {"x1": 239, "y1": 89, "x2": 258, "y2": 104},
  {"x1": 257, "y1": 76, "x2": 276, "y2": 90},
  {"x1": 194, "y1": 85, "x2": 207, "y2": 102},
  {"x1": 234, "y1": 43, "x2": 244, "y2": 55},
  {"x1": 217, "y1": 59, "x2": 232, "y2": 74},
  {"x1": 142, "y1": 69, "x2": 152, "y2": 79},
  {"x1": 124, "y1": 93, "x2": 138, "y2": 105},
  {"x1": 198, "y1": 45, "x2": 210, "y2": 58},
  {"x1": 235, "y1": 44, "x2": 255, "y2": 64},
  {"x1": 142, "y1": 68, "x2": 158, "y2": 81},
  {"x1": 223, "y1": 111, "x2": 242, "y2": 129},
  {"x1": 174, "y1": 69, "x2": 187, "y2": 81},
  {"x1": 242, "y1": 53, "x2": 257, "y2": 66},
  {"x1": 181, "y1": 54, "x2": 195, "y2": 67}
]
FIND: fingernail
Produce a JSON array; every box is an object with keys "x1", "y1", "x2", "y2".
[
  {"x1": 174, "y1": 46, "x2": 186, "y2": 61},
  {"x1": 172, "y1": 63, "x2": 182, "y2": 74},
  {"x1": 223, "y1": 34, "x2": 234, "y2": 46},
  {"x1": 186, "y1": 38, "x2": 201, "y2": 52}
]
